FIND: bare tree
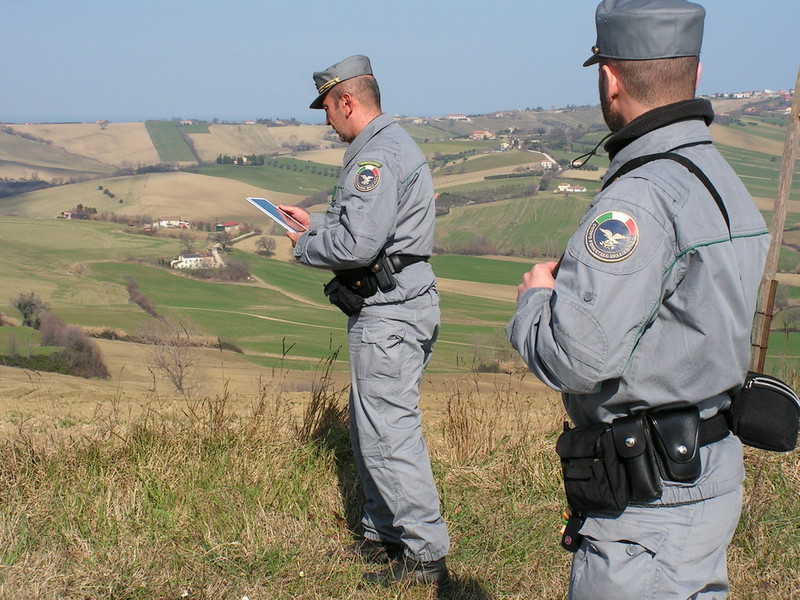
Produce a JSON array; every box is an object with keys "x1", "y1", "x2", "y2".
[
  {"x1": 136, "y1": 316, "x2": 201, "y2": 395},
  {"x1": 180, "y1": 233, "x2": 197, "y2": 254}
]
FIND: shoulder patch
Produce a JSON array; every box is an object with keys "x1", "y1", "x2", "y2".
[
  {"x1": 354, "y1": 164, "x2": 381, "y2": 192},
  {"x1": 585, "y1": 211, "x2": 639, "y2": 262}
]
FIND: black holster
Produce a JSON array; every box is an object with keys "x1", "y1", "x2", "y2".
[{"x1": 323, "y1": 251, "x2": 398, "y2": 316}]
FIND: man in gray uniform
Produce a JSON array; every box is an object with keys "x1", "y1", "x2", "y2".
[
  {"x1": 279, "y1": 54, "x2": 450, "y2": 588},
  {"x1": 507, "y1": 1, "x2": 769, "y2": 598}
]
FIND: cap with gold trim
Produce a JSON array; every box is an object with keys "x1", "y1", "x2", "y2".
[
  {"x1": 309, "y1": 54, "x2": 373, "y2": 109},
  {"x1": 583, "y1": 0, "x2": 705, "y2": 67}
]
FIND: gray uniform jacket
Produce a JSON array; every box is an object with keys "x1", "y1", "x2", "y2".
[
  {"x1": 507, "y1": 101, "x2": 769, "y2": 502},
  {"x1": 294, "y1": 113, "x2": 436, "y2": 305}
]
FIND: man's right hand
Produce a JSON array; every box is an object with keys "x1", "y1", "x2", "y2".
[{"x1": 516, "y1": 261, "x2": 558, "y2": 301}]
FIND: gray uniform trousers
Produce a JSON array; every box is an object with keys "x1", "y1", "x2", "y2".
[{"x1": 346, "y1": 287, "x2": 449, "y2": 562}]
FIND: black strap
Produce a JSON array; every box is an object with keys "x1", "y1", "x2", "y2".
[
  {"x1": 387, "y1": 254, "x2": 428, "y2": 274},
  {"x1": 602, "y1": 141, "x2": 731, "y2": 236},
  {"x1": 698, "y1": 412, "x2": 730, "y2": 446}
]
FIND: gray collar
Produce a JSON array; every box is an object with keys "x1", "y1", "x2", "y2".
[{"x1": 343, "y1": 113, "x2": 394, "y2": 168}]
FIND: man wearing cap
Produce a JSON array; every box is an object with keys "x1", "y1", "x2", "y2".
[
  {"x1": 278, "y1": 55, "x2": 450, "y2": 588},
  {"x1": 507, "y1": 1, "x2": 769, "y2": 598}
]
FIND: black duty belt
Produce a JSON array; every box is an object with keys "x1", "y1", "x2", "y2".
[
  {"x1": 386, "y1": 254, "x2": 429, "y2": 274},
  {"x1": 698, "y1": 412, "x2": 730, "y2": 446}
]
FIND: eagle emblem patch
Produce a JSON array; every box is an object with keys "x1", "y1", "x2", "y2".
[
  {"x1": 354, "y1": 164, "x2": 380, "y2": 192},
  {"x1": 585, "y1": 211, "x2": 639, "y2": 262}
]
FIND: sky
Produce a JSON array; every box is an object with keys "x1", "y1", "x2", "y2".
[{"x1": 2, "y1": 0, "x2": 798, "y2": 125}]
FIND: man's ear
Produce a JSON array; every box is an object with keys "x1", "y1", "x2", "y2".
[
  {"x1": 339, "y1": 92, "x2": 355, "y2": 116},
  {"x1": 696, "y1": 62, "x2": 703, "y2": 91},
  {"x1": 600, "y1": 64, "x2": 620, "y2": 102}
]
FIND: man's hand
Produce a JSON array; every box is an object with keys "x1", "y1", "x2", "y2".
[
  {"x1": 277, "y1": 205, "x2": 311, "y2": 248},
  {"x1": 517, "y1": 261, "x2": 558, "y2": 301}
]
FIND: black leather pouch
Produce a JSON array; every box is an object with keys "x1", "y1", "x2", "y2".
[
  {"x1": 647, "y1": 408, "x2": 701, "y2": 483},
  {"x1": 555, "y1": 422, "x2": 628, "y2": 513},
  {"x1": 611, "y1": 414, "x2": 662, "y2": 503}
]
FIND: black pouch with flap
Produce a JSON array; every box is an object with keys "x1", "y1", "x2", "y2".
[
  {"x1": 555, "y1": 422, "x2": 628, "y2": 513},
  {"x1": 647, "y1": 407, "x2": 702, "y2": 483},
  {"x1": 611, "y1": 414, "x2": 662, "y2": 503}
]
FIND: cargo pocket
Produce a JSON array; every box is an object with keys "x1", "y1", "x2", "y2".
[
  {"x1": 357, "y1": 320, "x2": 408, "y2": 381},
  {"x1": 571, "y1": 518, "x2": 666, "y2": 600}
]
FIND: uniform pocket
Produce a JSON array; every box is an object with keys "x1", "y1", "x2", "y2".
[
  {"x1": 357, "y1": 320, "x2": 408, "y2": 381},
  {"x1": 571, "y1": 518, "x2": 667, "y2": 600}
]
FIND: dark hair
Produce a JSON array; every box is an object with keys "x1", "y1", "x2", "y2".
[
  {"x1": 603, "y1": 56, "x2": 699, "y2": 106},
  {"x1": 329, "y1": 75, "x2": 381, "y2": 110}
]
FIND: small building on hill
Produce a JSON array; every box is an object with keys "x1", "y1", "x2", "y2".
[
  {"x1": 216, "y1": 221, "x2": 240, "y2": 233},
  {"x1": 556, "y1": 183, "x2": 588, "y2": 193},
  {"x1": 158, "y1": 216, "x2": 191, "y2": 229},
  {"x1": 471, "y1": 130, "x2": 496, "y2": 140},
  {"x1": 170, "y1": 251, "x2": 217, "y2": 270}
]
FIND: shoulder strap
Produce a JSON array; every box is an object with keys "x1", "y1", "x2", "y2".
[{"x1": 602, "y1": 141, "x2": 731, "y2": 236}]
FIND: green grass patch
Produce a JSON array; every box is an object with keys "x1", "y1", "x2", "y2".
[
  {"x1": 188, "y1": 158, "x2": 338, "y2": 196},
  {"x1": 145, "y1": 121, "x2": 196, "y2": 162},
  {"x1": 179, "y1": 122, "x2": 211, "y2": 134},
  {"x1": 443, "y1": 151, "x2": 547, "y2": 175},
  {"x1": 436, "y1": 195, "x2": 589, "y2": 257},
  {"x1": 418, "y1": 139, "x2": 500, "y2": 160},
  {"x1": 401, "y1": 123, "x2": 453, "y2": 142},
  {"x1": 431, "y1": 255, "x2": 531, "y2": 286}
]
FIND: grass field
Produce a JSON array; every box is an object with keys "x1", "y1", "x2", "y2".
[{"x1": 145, "y1": 120, "x2": 197, "y2": 162}]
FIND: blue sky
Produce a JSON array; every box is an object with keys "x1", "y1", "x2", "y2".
[{"x1": 2, "y1": 0, "x2": 798, "y2": 124}]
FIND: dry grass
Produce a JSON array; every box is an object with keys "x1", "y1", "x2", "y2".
[{"x1": 0, "y1": 363, "x2": 796, "y2": 599}]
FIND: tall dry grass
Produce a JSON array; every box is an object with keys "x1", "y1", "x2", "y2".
[{"x1": 0, "y1": 362, "x2": 797, "y2": 599}]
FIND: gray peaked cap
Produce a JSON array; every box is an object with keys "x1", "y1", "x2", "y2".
[
  {"x1": 583, "y1": 0, "x2": 705, "y2": 66},
  {"x1": 310, "y1": 54, "x2": 373, "y2": 109}
]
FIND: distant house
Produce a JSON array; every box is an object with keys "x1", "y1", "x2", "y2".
[
  {"x1": 158, "y1": 217, "x2": 191, "y2": 229},
  {"x1": 444, "y1": 114, "x2": 471, "y2": 122},
  {"x1": 471, "y1": 130, "x2": 495, "y2": 140},
  {"x1": 170, "y1": 252, "x2": 217, "y2": 270},
  {"x1": 541, "y1": 160, "x2": 555, "y2": 169},
  {"x1": 557, "y1": 183, "x2": 588, "y2": 193},
  {"x1": 58, "y1": 211, "x2": 74, "y2": 219},
  {"x1": 215, "y1": 221, "x2": 240, "y2": 233}
]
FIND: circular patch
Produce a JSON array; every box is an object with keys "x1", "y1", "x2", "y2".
[
  {"x1": 585, "y1": 211, "x2": 639, "y2": 262},
  {"x1": 354, "y1": 165, "x2": 380, "y2": 192}
]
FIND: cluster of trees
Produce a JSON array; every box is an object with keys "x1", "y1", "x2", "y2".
[
  {"x1": 4, "y1": 292, "x2": 109, "y2": 379},
  {"x1": 97, "y1": 185, "x2": 120, "y2": 201},
  {"x1": 216, "y1": 154, "x2": 266, "y2": 166},
  {"x1": 66, "y1": 203, "x2": 99, "y2": 219}
]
